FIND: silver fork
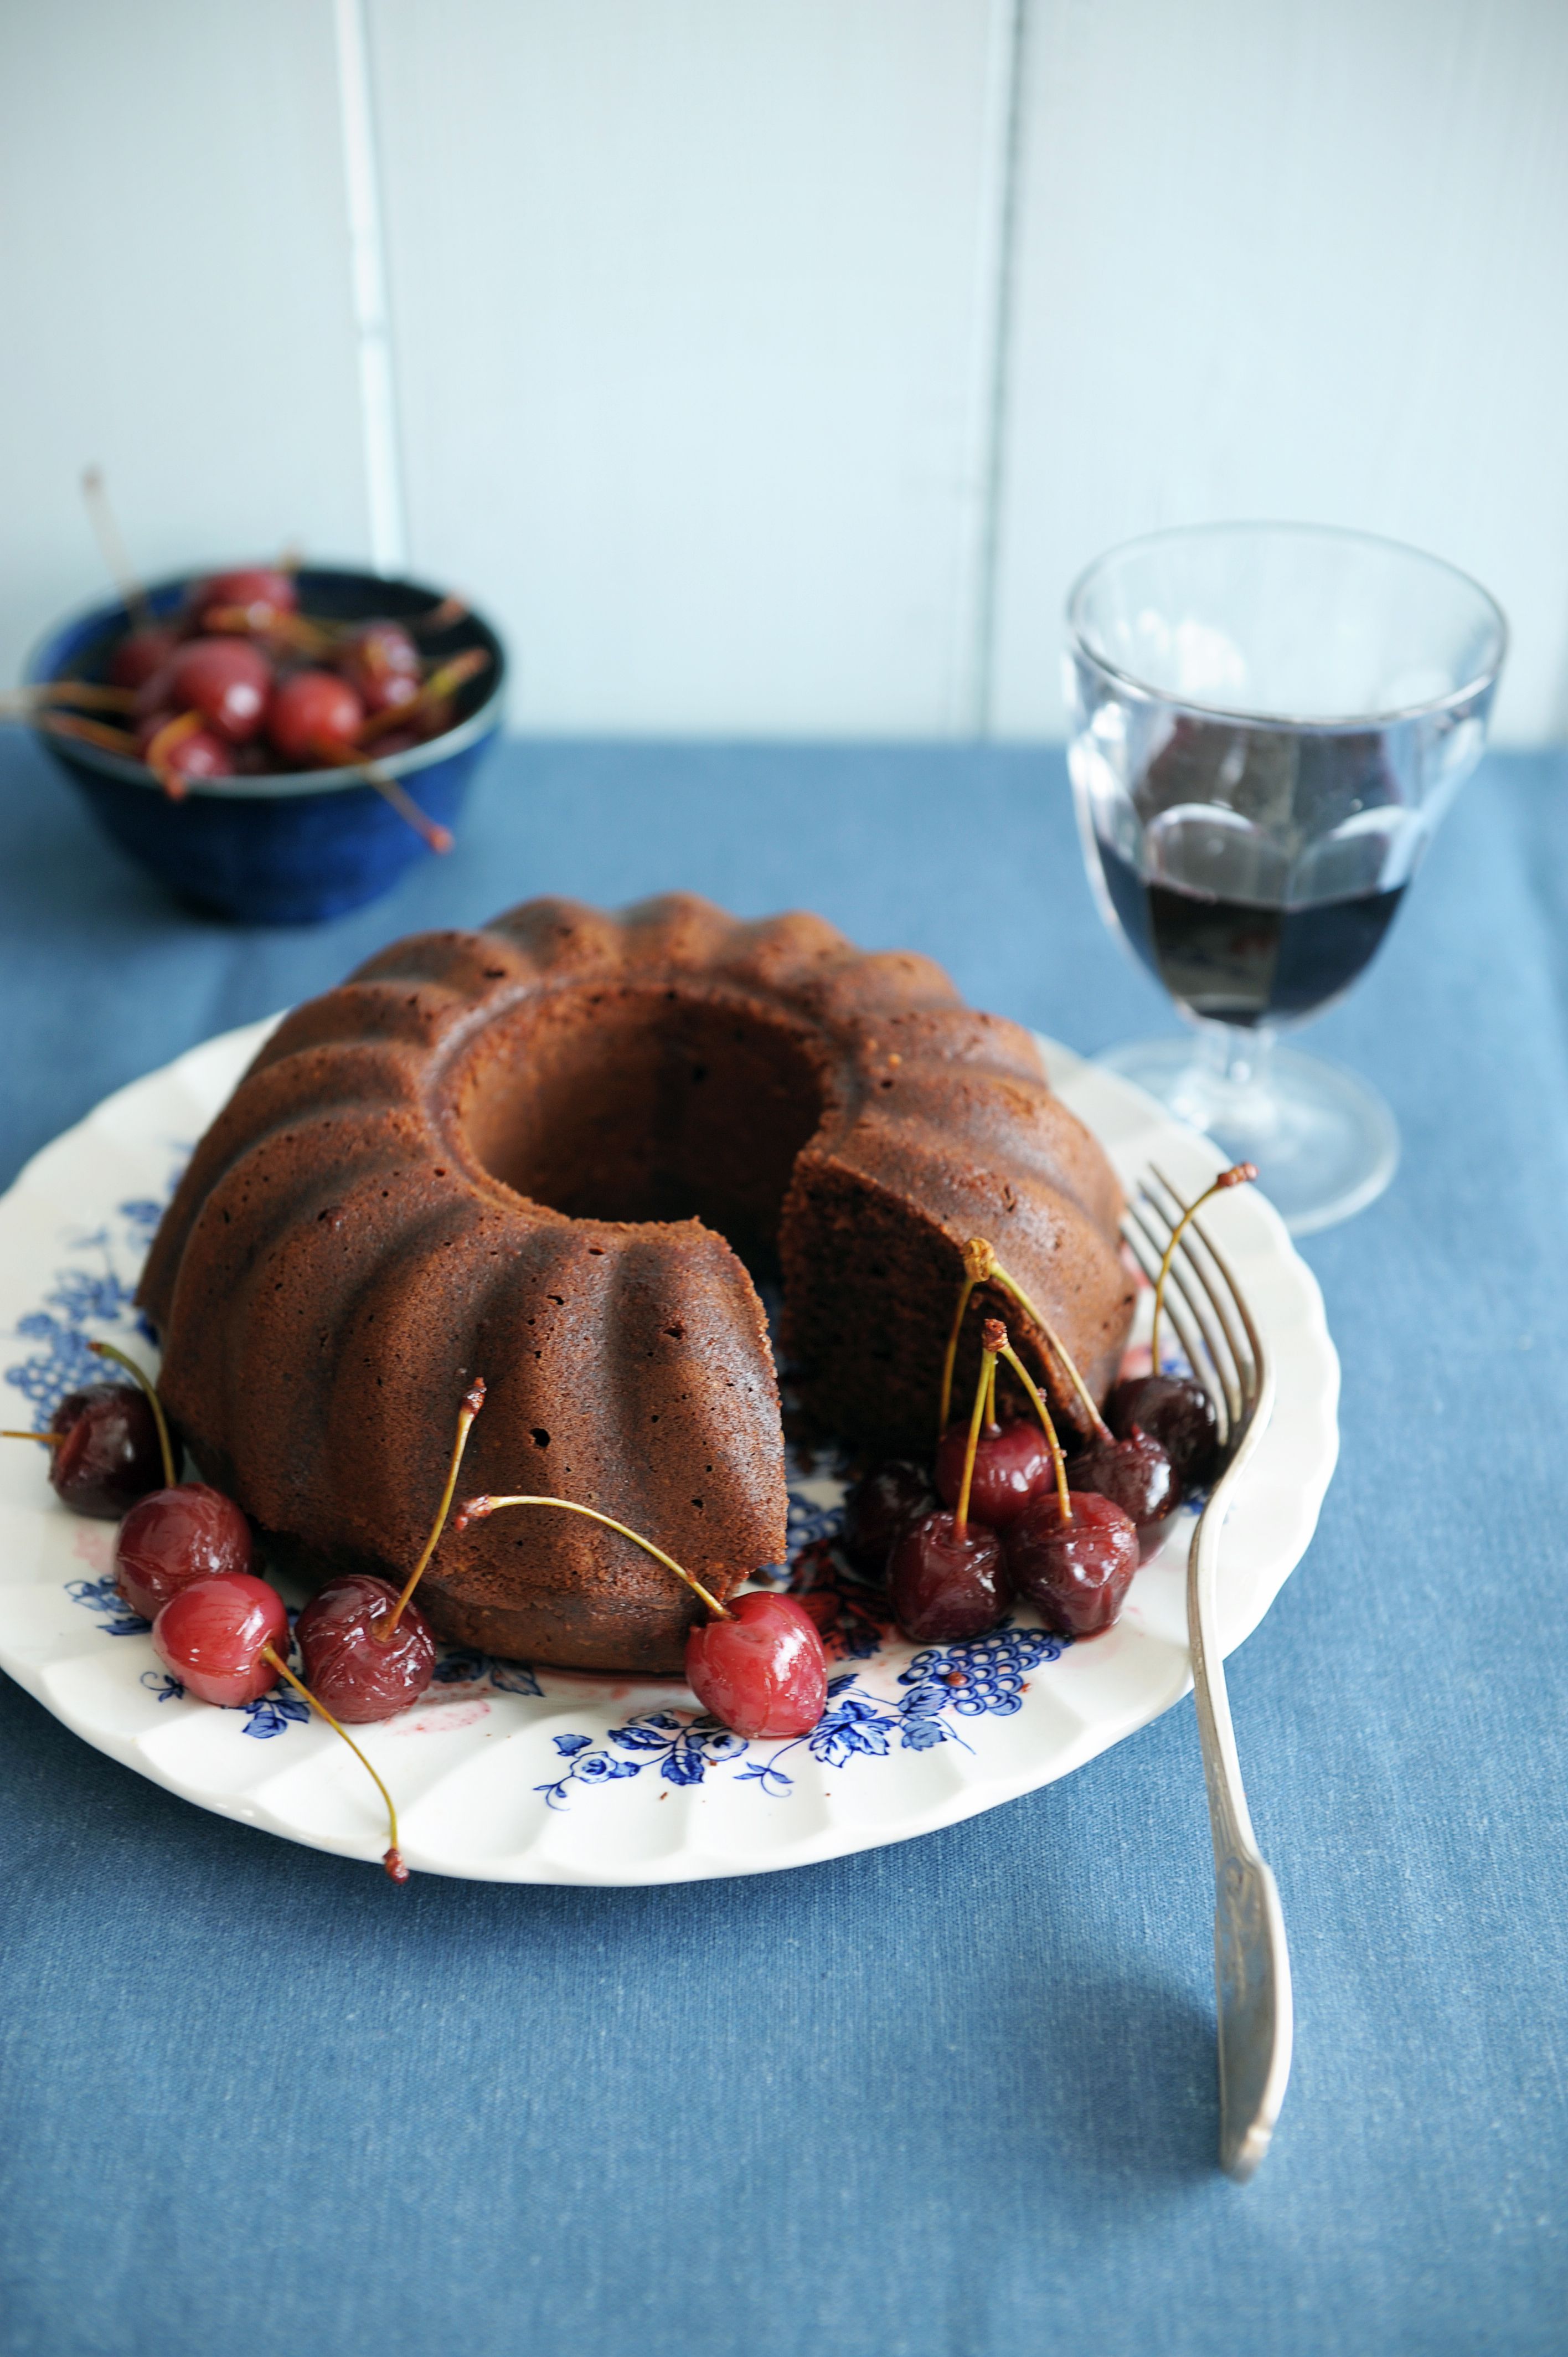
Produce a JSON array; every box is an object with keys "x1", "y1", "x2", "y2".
[{"x1": 1122, "y1": 1165, "x2": 1292, "y2": 2181}]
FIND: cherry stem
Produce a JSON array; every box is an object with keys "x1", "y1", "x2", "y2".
[
  {"x1": 414, "y1": 594, "x2": 468, "y2": 634},
  {"x1": 81, "y1": 466, "x2": 151, "y2": 627},
  {"x1": 381, "y1": 1378, "x2": 486, "y2": 1639},
  {"x1": 205, "y1": 605, "x2": 337, "y2": 658},
  {"x1": 87, "y1": 1340, "x2": 175, "y2": 1487},
  {"x1": 357, "y1": 647, "x2": 490, "y2": 748},
  {"x1": 313, "y1": 742, "x2": 453, "y2": 853},
  {"x1": 995, "y1": 1335, "x2": 1072, "y2": 1521},
  {"x1": 956, "y1": 1320, "x2": 1004, "y2": 1537},
  {"x1": 455, "y1": 1495, "x2": 733, "y2": 1621},
  {"x1": 1150, "y1": 1163, "x2": 1258, "y2": 1378},
  {"x1": 0, "y1": 681, "x2": 139, "y2": 716},
  {"x1": 983, "y1": 1354, "x2": 998, "y2": 1428},
  {"x1": 37, "y1": 713, "x2": 141, "y2": 757},
  {"x1": 260, "y1": 1645, "x2": 408, "y2": 1882},
  {"x1": 983, "y1": 1252, "x2": 1112, "y2": 1443},
  {"x1": 1, "y1": 1428, "x2": 65, "y2": 1445},
  {"x1": 937, "y1": 1236, "x2": 997, "y2": 1434},
  {"x1": 144, "y1": 708, "x2": 202, "y2": 799}
]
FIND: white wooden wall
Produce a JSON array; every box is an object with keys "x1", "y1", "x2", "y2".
[{"x1": 3, "y1": 0, "x2": 1565, "y2": 745}]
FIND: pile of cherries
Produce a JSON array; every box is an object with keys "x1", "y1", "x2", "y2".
[
  {"x1": 837, "y1": 1185, "x2": 1248, "y2": 1648},
  {"x1": 39, "y1": 562, "x2": 487, "y2": 845}
]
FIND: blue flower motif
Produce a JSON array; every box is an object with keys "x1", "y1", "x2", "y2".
[
  {"x1": 240, "y1": 1689, "x2": 310, "y2": 1739},
  {"x1": 65, "y1": 1576, "x2": 149, "y2": 1639},
  {"x1": 140, "y1": 1668, "x2": 183, "y2": 1703},
  {"x1": 431, "y1": 1645, "x2": 544, "y2": 1697}
]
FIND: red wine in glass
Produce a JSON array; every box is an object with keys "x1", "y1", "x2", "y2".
[{"x1": 1093, "y1": 835, "x2": 1406, "y2": 1027}]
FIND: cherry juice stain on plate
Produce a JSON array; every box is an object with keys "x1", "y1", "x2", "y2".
[{"x1": 390, "y1": 1696, "x2": 492, "y2": 1737}]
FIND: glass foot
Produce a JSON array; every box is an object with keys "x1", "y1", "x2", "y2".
[{"x1": 1096, "y1": 1034, "x2": 1399, "y2": 1235}]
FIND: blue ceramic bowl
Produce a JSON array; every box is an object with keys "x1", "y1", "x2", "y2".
[{"x1": 28, "y1": 566, "x2": 507, "y2": 925}]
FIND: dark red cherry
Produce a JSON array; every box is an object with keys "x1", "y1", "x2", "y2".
[
  {"x1": 935, "y1": 1416, "x2": 1054, "y2": 1529},
  {"x1": 295, "y1": 1574, "x2": 436, "y2": 1723},
  {"x1": 152, "y1": 1572, "x2": 288, "y2": 1706},
  {"x1": 841, "y1": 1459, "x2": 937, "y2": 1580},
  {"x1": 1004, "y1": 1491, "x2": 1138, "y2": 1638},
  {"x1": 889, "y1": 1509, "x2": 1008, "y2": 1644},
  {"x1": 189, "y1": 567, "x2": 298, "y2": 631},
  {"x1": 1108, "y1": 1373, "x2": 1219, "y2": 1488},
  {"x1": 1066, "y1": 1428, "x2": 1179, "y2": 1528},
  {"x1": 44, "y1": 1384, "x2": 165, "y2": 1518},
  {"x1": 115, "y1": 1483, "x2": 254, "y2": 1622},
  {"x1": 107, "y1": 625, "x2": 180, "y2": 691},
  {"x1": 267, "y1": 668, "x2": 364, "y2": 764},
  {"x1": 685, "y1": 1592, "x2": 828, "y2": 1739},
  {"x1": 341, "y1": 621, "x2": 421, "y2": 715},
  {"x1": 146, "y1": 638, "x2": 272, "y2": 743}
]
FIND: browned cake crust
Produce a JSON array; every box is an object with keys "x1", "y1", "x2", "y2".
[{"x1": 138, "y1": 894, "x2": 1133, "y2": 1671}]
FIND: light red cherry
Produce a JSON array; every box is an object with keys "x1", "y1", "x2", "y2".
[
  {"x1": 685, "y1": 1591, "x2": 828, "y2": 1738},
  {"x1": 152, "y1": 1572, "x2": 287, "y2": 1705},
  {"x1": 267, "y1": 668, "x2": 364, "y2": 765}
]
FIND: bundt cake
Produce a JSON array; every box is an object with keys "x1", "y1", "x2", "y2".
[{"x1": 138, "y1": 894, "x2": 1134, "y2": 1672}]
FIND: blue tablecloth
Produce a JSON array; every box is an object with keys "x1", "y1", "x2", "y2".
[{"x1": 1, "y1": 728, "x2": 1564, "y2": 2357}]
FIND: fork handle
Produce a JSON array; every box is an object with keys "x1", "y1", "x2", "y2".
[{"x1": 1189, "y1": 1497, "x2": 1294, "y2": 2179}]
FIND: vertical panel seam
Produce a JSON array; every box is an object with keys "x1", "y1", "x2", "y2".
[
  {"x1": 966, "y1": 0, "x2": 1029, "y2": 739},
  {"x1": 333, "y1": 0, "x2": 408, "y2": 575}
]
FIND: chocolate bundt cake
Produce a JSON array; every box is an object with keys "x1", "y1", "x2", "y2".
[{"x1": 138, "y1": 894, "x2": 1133, "y2": 1671}]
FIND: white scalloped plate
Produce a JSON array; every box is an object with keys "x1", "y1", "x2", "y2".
[{"x1": 0, "y1": 1020, "x2": 1338, "y2": 1885}]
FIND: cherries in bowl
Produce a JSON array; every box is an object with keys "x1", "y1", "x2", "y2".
[{"x1": 27, "y1": 564, "x2": 505, "y2": 924}]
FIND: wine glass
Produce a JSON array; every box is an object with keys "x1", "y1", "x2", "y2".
[{"x1": 1065, "y1": 523, "x2": 1506, "y2": 1233}]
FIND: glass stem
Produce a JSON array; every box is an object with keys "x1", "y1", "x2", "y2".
[{"x1": 1199, "y1": 1020, "x2": 1275, "y2": 1094}]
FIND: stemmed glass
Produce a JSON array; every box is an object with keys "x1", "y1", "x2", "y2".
[{"x1": 1066, "y1": 524, "x2": 1506, "y2": 1233}]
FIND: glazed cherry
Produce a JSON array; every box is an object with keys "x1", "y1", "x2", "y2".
[
  {"x1": 296, "y1": 1575, "x2": 437, "y2": 1722},
  {"x1": 268, "y1": 668, "x2": 364, "y2": 764},
  {"x1": 152, "y1": 1572, "x2": 288, "y2": 1706},
  {"x1": 145, "y1": 638, "x2": 272, "y2": 743},
  {"x1": 107, "y1": 624, "x2": 180, "y2": 692},
  {"x1": 935, "y1": 1415, "x2": 1054, "y2": 1529},
  {"x1": 135, "y1": 709, "x2": 235, "y2": 783},
  {"x1": 840, "y1": 1459, "x2": 936, "y2": 1580},
  {"x1": 116, "y1": 1483, "x2": 254, "y2": 1622},
  {"x1": 47, "y1": 1384, "x2": 165, "y2": 1518},
  {"x1": 889, "y1": 1509, "x2": 1008, "y2": 1644},
  {"x1": 1004, "y1": 1491, "x2": 1138, "y2": 1638},
  {"x1": 1066, "y1": 1427, "x2": 1179, "y2": 1529},
  {"x1": 341, "y1": 621, "x2": 421, "y2": 715},
  {"x1": 685, "y1": 1591, "x2": 828, "y2": 1740},
  {"x1": 190, "y1": 567, "x2": 298, "y2": 631},
  {"x1": 1108, "y1": 1373, "x2": 1219, "y2": 1488}
]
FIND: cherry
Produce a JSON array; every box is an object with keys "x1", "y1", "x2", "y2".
[
  {"x1": 889, "y1": 1511, "x2": 1008, "y2": 1643},
  {"x1": 1004, "y1": 1490, "x2": 1139, "y2": 1637},
  {"x1": 268, "y1": 668, "x2": 364, "y2": 765},
  {"x1": 341, "y1": 621, "x2": 421, "y2": 716},
  {"x1": 1065, "y1": 1426, "x2": 1179, "y2": 1529},
  {"x1": 116, "y1": 1482, "x2": 255, "y2": 1621},
  {"x1": 456, "y1": 1489, "x2": 829, "y2": 1742},
  {"x1": 152, "y1": 1572, "x2": 287, "y2": 1705},
  {"x1": 935, "y1": 1414, "x2": 1054, "y2": 1529},
  {"x1": 135, "y1": 708, "x2": 235, "y2": 786},
  {"x1": 1, "y1": 1383, "x2": 165, "y2": 1519},
  {"x1": 189, "y1": 567, "x2": 298, "y2": 632},
  {"x1": 891, "y1": 1315, "x2": 1011, "y2": 1643},
  {"x1": 293, "y1": 1378, "x2": 484, "y2": 1723},
  {"x1": 153, "y1": 1573, "x2": 412, "y2": 1882},
  {"x1": 295, "y1": 1576, "x2": 436, "y2": 1722},
  {"x1": 108, "y1": 625, "x2": 180, "y2": 692},
  {"x1": 1107, "y1": 1373, "x2": 1219, "y2": 1488},
  {"x1": 143, "y1": 638, "x2": 272, "y2": 744},
  {"x1": 840, "y1": 1459, "x2": 936, "y2": 1579},
  {"x1": 686, "y1": 1591, "x2": 828, "y2": 1738}
]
